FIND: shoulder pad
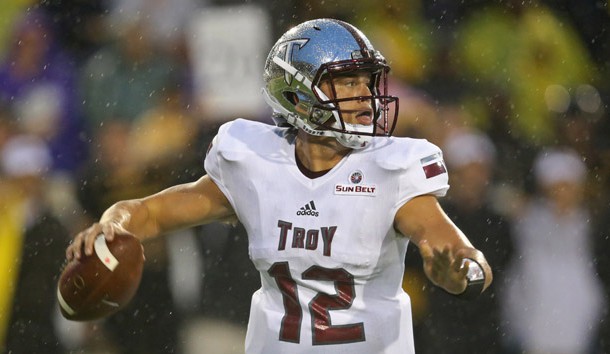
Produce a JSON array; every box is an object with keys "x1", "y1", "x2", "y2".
[
  {"x1": 372, "y1": 137, "x2": 443, "y2": 171},
  {"x1": 214, "y1": 119, "x2": 283, "y2": 161}
]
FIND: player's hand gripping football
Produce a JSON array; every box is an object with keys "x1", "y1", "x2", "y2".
[
  {"x1": 418, "y1": 240, "x2": 475, "y2": 295},
  {"x1": 66, "y1": 221, "x2": 139, "y2": 261}
]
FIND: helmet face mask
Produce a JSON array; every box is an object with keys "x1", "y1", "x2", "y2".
[
  {"x1": 262, "y1": 19, "x2": 399, "y2": 149},
  {"x1": 311, "y1": 59, "x2": 397, "y2": 135}
]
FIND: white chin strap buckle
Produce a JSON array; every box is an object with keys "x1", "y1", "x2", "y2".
[{"x1": 332, "y1": 122, "x2": 374, "y2": 149}]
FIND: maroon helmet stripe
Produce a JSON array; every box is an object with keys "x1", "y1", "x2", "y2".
[{"x1": 334, "y1": 20, "x2": 368, "y2": 51}]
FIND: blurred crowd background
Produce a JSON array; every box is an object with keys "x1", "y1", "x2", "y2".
[{"x1": 0, "y1": 0, "x2": 609, "y2": 353}]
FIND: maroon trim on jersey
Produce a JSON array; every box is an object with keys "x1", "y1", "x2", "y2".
[
  {"x1": 205, "y1": 141, "x2": 213, "y2": 155},
  {"x1": 295, "y1": 152, "x2": 331, "y2": 179},
  {"x1": 423, "y1": 161, "x2": 447, "y2": 179}
]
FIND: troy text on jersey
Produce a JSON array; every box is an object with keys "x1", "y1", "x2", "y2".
[{"x1": 277, "y1": 220, "x2": 336, "y2": 256}]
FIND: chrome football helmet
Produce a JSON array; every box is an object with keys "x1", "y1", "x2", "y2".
[{"x1": 262, "y1": 18, "x2": 399, "y2": 149}]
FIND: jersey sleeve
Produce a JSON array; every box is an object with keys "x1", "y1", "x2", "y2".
[
  {"x1": 203, "y1": 119, "x2": 279, "y2": 211},
  {"x1": 203, "y1": 121, "x2": 235, "y2": 207},
  {"x1": 395, "y1": 139, "x2": 450, "y2": 208}
]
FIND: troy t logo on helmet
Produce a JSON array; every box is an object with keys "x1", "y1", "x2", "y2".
[{"x1": 281, "y1": 39, "x2": 309, "y2": 86}]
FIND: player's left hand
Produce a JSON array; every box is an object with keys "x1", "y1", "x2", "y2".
[{"x1": 418, "y1": 240, "x2": 471, "y2": 294}]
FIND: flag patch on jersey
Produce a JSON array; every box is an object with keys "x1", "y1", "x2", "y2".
[{"x1": 420, "y1": 153, "x2": 447, "y2": 179}]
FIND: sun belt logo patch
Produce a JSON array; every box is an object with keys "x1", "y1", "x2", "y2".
[
  {"x1": 335, "y1": 169, "x2": 377, "y2": 196},
  {"x1": 349, "y1": 170, "x2": 363, "y2": 184},
  {"x1": 296, "y1": 200, "x2": 319, "y2": 217}
]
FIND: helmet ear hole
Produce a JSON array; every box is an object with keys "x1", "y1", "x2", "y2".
[{"x1": 283, "y1": 92, "x2": 299, "y2": 105}]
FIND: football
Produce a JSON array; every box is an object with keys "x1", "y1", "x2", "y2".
[{"x1": 57, "y1": 233, "x2": 145, "y2": 321}]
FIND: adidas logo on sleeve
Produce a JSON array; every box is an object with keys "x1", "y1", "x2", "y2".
[{"x1": 296, "y1": 200, "x2": 319, "y2": 217}]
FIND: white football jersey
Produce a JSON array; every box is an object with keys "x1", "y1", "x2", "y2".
[{"x1": 205, "y1": 119, "x2": 449, "y2": 354}]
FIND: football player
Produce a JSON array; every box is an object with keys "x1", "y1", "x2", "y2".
[{"x1": 67, "y1": 18, "x2": 492, "y2": 354}]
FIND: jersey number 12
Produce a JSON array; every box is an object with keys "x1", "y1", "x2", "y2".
[{"x1": 268, "y1": 261, "x2": 366, "y2": 345}]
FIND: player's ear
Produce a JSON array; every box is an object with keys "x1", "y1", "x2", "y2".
[{"x1": 283, "y1": 92, "x2": 299, "y2": 105}]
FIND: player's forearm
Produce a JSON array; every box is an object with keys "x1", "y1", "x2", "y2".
[
  {"x1": 99, "y1": 177, "x2": 234, "y2": 241},
  {"x1": 100, "y1": 199, "x2": 160, "y2": 241}
]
